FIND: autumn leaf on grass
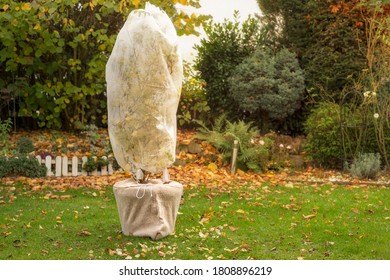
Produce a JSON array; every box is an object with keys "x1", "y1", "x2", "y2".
[
  {"x1": 108, "y1": 248, "x2": 116, "y2": 256},
  {"x1": 2, "y1": 231, "x2": 12, "y2": 237},
  {"x1": 285, "y1": 204, "x2": 298, "y2": 211},
  {"x1": 224, "y1": 247, "x2": 239, "y2": 254},
  {"x1": 229, "y1": 226, "x2": 239, "y2": 232},
  {"x1": 78, "y1": 229, "x2": 92, "y2": 236},
  {"x1": 187, "y1": 193, "x2": 198, "y2": 200},
  {"x1": 56, "y1": 216, "x2": 62, "y2": 224},
  {"x1": 303, "y1": 214, "x2": 316, "y2": 220},
  {"x1": 236, "y1": 209, "x2": 248, "y2": 214},
  {"x1": 199, "y1": 210, "x2": 214, "y2": 225},
  {"x1": 351, "y1": 208, "x2": 360, "y2": 214}
]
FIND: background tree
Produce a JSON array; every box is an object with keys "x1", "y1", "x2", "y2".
[
  {"x1": 257, "y1": 0, "x2": 367, "y2": 102},
  {"x1": 0, "y1": 0, "x2": 208, "y2": 130},
  {"x1": 194, "y1": 14, "x2": 263, "y2": 122},
  {"x1": 355, "y1": 0, "x2": 390, "y2": 166}
]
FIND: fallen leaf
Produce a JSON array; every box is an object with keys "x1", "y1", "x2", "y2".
[
  {"x1": 158, "y1": 251, "x2": 166, "y2": 257},
  {"x1": 78, "y1": 229, "x2": 92, "y2": 236},
  {"x1": 285, "y1": 203, "x2": 297, "y2": 210},
  {"x1": 108, "y1": 248, "x2": 116, "y2": 256},
  {"x1": 303, "y1": 214, "x2": 316, "y2": 220},
  {"x1": 207, "y1": 162, "x2": 218, "y2": 171},
  {"x1": 224, "y1": 247, "x2": 239, "y2": 253},
  {"x1": 351, "y1": 208, "x2": 359, "y2": 214},
  {"x1": 229, "y1": 226, "x2": 239, "y2": 232}
]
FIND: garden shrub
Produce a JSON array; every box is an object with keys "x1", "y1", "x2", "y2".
[
  {"x1": 229, "y1": 47, "x2": 305, "y2": 130},
  {"x1": 194, "y1": 15, "x2": 263, "y2": 122},
  {"x1": 177, "y1": 63, "x2": 210, "y2": 128},
  {"x1": 0, "y1": 118, "x2": 12, "y2": 155},
  {"x1": 83, "y1": 156, "x2": 108, "y2": 174},
  {"x1": 304, "y1": 102, "x2": 342, "y2": 168},
  {"x1": 347, "y1": 153, "x2": 381, "y2": 180},
  {"x1": 16, "y1": 137, "x2": 35, "y2": 154},
  {"x1": 0, "y1": 156, "x2": 47, "y2": 178},
  {"x1": 196, "y1": 115, "x2": 273, "y2": 171}
]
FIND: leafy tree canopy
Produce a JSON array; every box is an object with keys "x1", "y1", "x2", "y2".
[
  {"x1": 0, "y1": 0, "x2": 209, "y2": 130},
  {"x1": 194, "y1": 14, "x2": 263, "y2": 122},
  {"x1": 256, "y1": 0, "x2": 370, "y2": 101}
]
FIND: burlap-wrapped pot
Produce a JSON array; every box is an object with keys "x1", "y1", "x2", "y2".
[{"x1": 113, "y1": 179, "x2": 183, "y2": 240}]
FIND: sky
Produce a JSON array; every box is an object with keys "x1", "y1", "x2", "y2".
[{"x1": 176, "y1": 0, "x2": 262, "y2": 61}]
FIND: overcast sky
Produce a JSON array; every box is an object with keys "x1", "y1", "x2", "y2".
[{"x1": 177, "y1": 0, "x2": 262, "y2": 61}]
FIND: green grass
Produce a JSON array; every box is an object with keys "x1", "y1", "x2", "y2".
[{"x1": 0, "y1": 181, "x2": 389, "y2": 260}]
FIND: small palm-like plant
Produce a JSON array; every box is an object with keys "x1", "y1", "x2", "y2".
[{"x1": 196, "y1": 115, "x2": 272, "y2": 171}]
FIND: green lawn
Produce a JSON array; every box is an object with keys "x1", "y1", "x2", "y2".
[{"x1": 0, "y1": 181, "x2": 389, "y2": 260}]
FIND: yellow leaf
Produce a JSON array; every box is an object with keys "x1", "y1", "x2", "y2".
[
  {"x1": 3, "y1": 4, "x2": 9, "y2": 11},
  {"x1": 33, "y1": 23, "x2": 41, "y2": 31},
  {"x1": 132, "y1": 0, "x2": 140, "y2": 8},
  {"x1": 236, "y1": 169, "x2": 245, "y2": 176},
  {"x1": 207, "y1": 162, "x2": 218, "y2": 171},
  {"x1": 179, "y1": 0, "x2": 188, "y2": 5},
  {"x1": 21, "y1": 3, "x2": 31, "y2": 11},
  {"x1": 236, "y1": 209, "x2": 248, "y2": 214}
]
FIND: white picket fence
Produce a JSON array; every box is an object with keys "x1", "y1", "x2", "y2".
[{"x1": 35, "y1": 155, "x2": 115, "y2": 177}]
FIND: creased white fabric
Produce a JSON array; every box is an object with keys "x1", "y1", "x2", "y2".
[{"x1": 106, "y1": 3, "x2": 183, "y2": 174}]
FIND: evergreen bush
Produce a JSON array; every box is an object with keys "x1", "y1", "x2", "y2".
[
  {"x1": 194, "y1": 15, "x2": 263, "y2": 122},
  {"x1": 16, "y1": 137, "x2": 35, "y2": 154},
  {"x1": 0, "y1": 156, "x2": 46, "y2": 178},
  {"x1": 83, "y1": 156, "x2": 108, "y2": 174},
  {"x1": 304, "y1": 102, "x2": 342, "y2": 168},
  {"x1": 0, "y1": 118, "x2": 12, "y2": 155},
  {"x1": 229, "y1": 47, "x2": 305, "y2": 130}
]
